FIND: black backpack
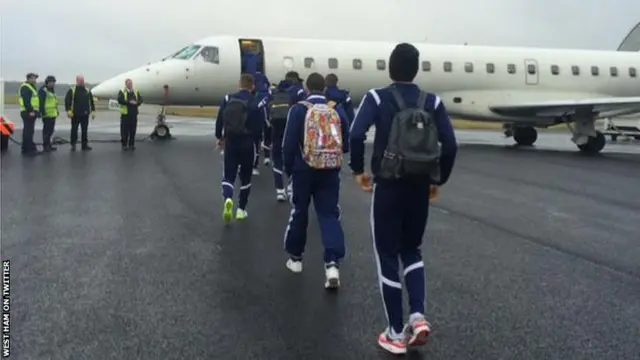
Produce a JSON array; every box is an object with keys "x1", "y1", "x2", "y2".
[
  {"x1": 222, "y1": 97, "x2": 250, "y2": 136},
  {"x1": 269, "y1": 89, "x2": 291, "y2": 126},
  {"x1": 377, "y1": 87, "x2": 441, "y2": 182}
]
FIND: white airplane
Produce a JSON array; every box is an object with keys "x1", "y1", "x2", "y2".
[{"x1": 91, "y1": 35, "x2": 640, "y2": 153}]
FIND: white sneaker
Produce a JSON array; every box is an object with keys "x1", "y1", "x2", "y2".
[
  {"x1": 264, "y1": 158, "x2": 271, "y2": 167},
  {"x1": 252, "y1": 168, "x2": 260, "y2": 176},
  {"x1": 276, "y1": 189, "x2": 287, "y2": 202},
  {"x1": 324, "y1": 265, "x2": 340, "y2": 289},
  {"x1": 235, "y1": 208, "x2": 248, "y2": 221},
  {"x1": 286, "y1": 258, "x2": 303, "y2": 273}
]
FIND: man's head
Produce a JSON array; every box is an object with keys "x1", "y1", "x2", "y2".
[
  {"x1": 305, "y1": 72, "x2": 325, "y2": 94},
  {"x1": 389, "y1": 43, "x2": 420, "y2": 83},
  {"x1": 239, "y1": 73, "x2": 255, "y2": 91},
  {"x1": 125, "y1": 79, "x2": 133, "y2": 90},
  {"x1": 285, "y1": 71, "x2": 300, "y2": 84},
  {"x1": 325, "y1": 73, "x2": 339, "y2": 87},
  {"x1": 26, "y1": 72, "x2": 38, "y2": 84},
  {"x1": 45, "y1": 75, "x2": 56, "y2": 89},
  {"x1": 76, "y1": 75, "x2": 85, "y2": 87}
]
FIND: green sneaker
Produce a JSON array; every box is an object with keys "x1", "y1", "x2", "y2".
[
  {"x1": 235, "y1": 209, "x2": 248, "y2": 221},
  {"x1": 222, "y1": 198, "x2": 234, "y2": 222}
]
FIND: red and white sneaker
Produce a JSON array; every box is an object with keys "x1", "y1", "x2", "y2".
[
  {"x1": 405, "y1": 317, "x2": 431, "y2": 347},
  {"x1": 377, "y1": 329, "x2": 407, "y2": 355}
]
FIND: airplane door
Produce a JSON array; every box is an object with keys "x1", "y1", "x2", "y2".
[{"x1": 524, "y1": 59, "x2": 539, "y2": 85}]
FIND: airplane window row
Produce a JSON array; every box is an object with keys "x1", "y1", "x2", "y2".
[{"x1": 299, "y1": 56, "x2": 638, "y2": 79}]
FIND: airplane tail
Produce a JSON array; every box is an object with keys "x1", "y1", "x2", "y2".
[{"x1": 617, "y1": 21, "x2": 640, "y2": 51}]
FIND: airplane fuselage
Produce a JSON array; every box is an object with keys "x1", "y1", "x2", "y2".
[{"x1": 92, "y1": 36, "x2": 640, "y2": 126}]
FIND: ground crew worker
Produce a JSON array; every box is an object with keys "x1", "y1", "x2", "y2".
[
  {"x1": 64, "y1": 75, "x2": 95, "y2": 151},
  {"x1": 215, "y1": 73, "x2": 263, "y2": 222},
  {"x1": 282, "y1": 72, "x2": 350, "y2": 289},
  {"x1": 325, "y1": 73, "x2": 355, "y2": 126},
  {"x1": 0, "y1": 117, "x2": 15, "y2": 152},
  {"x1": 38, "y1": 75, "x2": 59, "y2": 152},
  {"x1": 18, "y1": 72, "x2": 41, "y2": 156},
  {"x1": 349, "y1": 43, "x2": 458, "y2": 355},
  {"x1": 117, "y1": 78, "x2": 143, "y2": 151}
]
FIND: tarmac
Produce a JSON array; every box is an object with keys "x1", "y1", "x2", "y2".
[{"x1": 2, "y1": 110, "x2": 640, "y2": 360}]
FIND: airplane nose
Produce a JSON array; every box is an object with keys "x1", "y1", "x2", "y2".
[{"x1": 91, "y1": 79, "x2": 120, "y2": 99}]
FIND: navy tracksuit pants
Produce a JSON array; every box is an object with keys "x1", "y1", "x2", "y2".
[
  {"x1": 284, "y1": 169, "x2": 345, "y2": 264},
  {"x1": 270, "y1": 122, "x2": 286, "y2": 190},
  {"x1": 371, "y1": 180, "x2": 430, "y2": 335},
  {"x1": 221, "y1": 139, "x2": 255, "y2": 209}
]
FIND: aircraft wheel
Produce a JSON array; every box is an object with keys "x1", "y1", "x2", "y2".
[
  {"x1": 577, "y1": 131, "x2": 605, "y2": 154},
  {"x1": 153, "y1": 124, "x2": 170, "y2": 140},
  {"x1": 513, "y1": 126, "x2": 537, "y2": 146}
]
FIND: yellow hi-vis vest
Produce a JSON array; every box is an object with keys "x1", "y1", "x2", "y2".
[
  {"x1": 18, "y1": 82, "x2": 39, "y2": 112},
  {"x1": 43, "y1": 89, "x2": 59, "y2": 118},
  {"x1": 70, "y1": 86, "x2": 92, "y2": 116},
  {"x1": 119, "y1": 88, "x2": 140, "y2": 115}
]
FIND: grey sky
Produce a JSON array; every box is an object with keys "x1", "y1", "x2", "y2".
[{"x1": 1, "y1": 0, "x2": 638, "y2": 83}]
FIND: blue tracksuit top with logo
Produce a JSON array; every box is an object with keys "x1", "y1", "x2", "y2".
[{"x1": 349, "y1": 83, "x2": 458, "y2": 185}]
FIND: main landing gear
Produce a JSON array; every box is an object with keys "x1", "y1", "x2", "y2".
[{"x1": 504, "y1": 125, "x2": 538, "y2": 146}]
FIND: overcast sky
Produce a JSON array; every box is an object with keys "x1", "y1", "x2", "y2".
[{"x1": 1, "y1": 0, "x2": 638, "y2": 83}]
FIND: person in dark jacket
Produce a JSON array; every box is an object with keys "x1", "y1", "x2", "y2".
[
  {"x1": 64, "y1": 75, "x2": 95, "y2": 151},
  {"x1": 349, "y1": 43, "x2": 458, "y2": 355},
  {"x1": 325, "y1": 73, "x2": 355, "y2": 126},
  {"x1": 282, "y1": 72, "x2": 350, "y2": 289},
  {"x1": 117, "y1": 78, "x2": 143, "y2": 151},
  {"x1": 215, "y1": 74, "x2": 263, "y2": 222},
  {"x1": 268, "y1": 73, "x2": 307, "y2": 201},
  {"x1": 252, "y1": 71, "x2": 272, "y2": 173},
  {"x1": 18, "y1": 72, "x2": 41, "y2": 156},
  {"x1": 38, "y1": 75, "x2": 59, "y2": 152}
]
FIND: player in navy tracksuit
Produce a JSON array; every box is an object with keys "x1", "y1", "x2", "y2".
[
  {"x1": 325, "y1": 73, "x2": 355, "y2": 126},
  {"x1": 270, "y1": 73, "x2": 307, "y2": 200},
  {"x1": 252, "y1": 71, "x2": 271, "y2": 173},
  {"x1": 215, "y1": 74, "x2": 263, "y2": 222},
  {"x1": 349, "y1": 43, "x2": 458, "y2": 354},
  {"x1": 282, "y1": 73, "x2": 350, "y2": 289}
]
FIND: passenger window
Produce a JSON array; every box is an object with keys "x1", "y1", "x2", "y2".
[
  {"x1": 171, "y1": 45, "x2": 201, "y2": 60},
  {"x1": 486, "y1": 63, "x2": 495, "y2": 74},
  {"x1": 464, "y1": 62, "x2": 474, "y2": 73},
  {"x1": 304, "y1": 57, "x2": 314, "y2": 69},
  {"x1": 527, "y1": 64, "x2": 536, "y2": 75},
  {"x1": 507, "y1": 64, "x2": 516, "y2": 74},
  {"x1": 443, "y1": 61, "x2": 452, "y2": 72},
  {"x1": 630, "y1": 67, "x2": 637, "y2": 77},
  {"x1": 376, "y1": 59, "x2": 386, "y2": 70},
  {"x1": 328, "y1": 58, "x2": 338, "y2": 69},
  {"x1": 571, "y1": 65, "x2": 580, "y2": 76},
  {"x1": 283, "y1": 57, "x2": 294, "y2": 69},
  {"x1": 421, "y1": 61, "x2": 431, "y2": 72},
  {"x1": 591, "y1": 66, "x2": 599, "y2": 76},
  {"x1": 551, "y1": 65, "x2": 560, "y2": 75},
  {"x1": 198, "y1": 46, "x2": 219, "y2": 64},
  {"x1": 610, "y1": 67, "x2": 618, "y2": 77},
  {"x1": 353, "y1": 58, "x2": 362, "y2": 70}
]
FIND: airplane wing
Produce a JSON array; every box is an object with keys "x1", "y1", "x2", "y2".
[{"x1": 489, "y1": 97, "x2": 640, "y2": 119}]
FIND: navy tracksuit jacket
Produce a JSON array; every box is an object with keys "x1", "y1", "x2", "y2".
[
  {"x1": 215, "y1": 90, "x2": 263, "y2": 210},
  {"x1": 253, "y1": 72, "x2": 272, "y2": 166},
  {"x1": 269, "y1": 80, "x2": 306, "y2": 190},
  {"x1": 282, "y1": 93, "x2": 350, "y2": 264},
  {"x1": 349, "y1": 83, "x2": 458, "y2": 334},
  {"x1": 325, "y1": 86, "x2": 355, "y2": 126}
]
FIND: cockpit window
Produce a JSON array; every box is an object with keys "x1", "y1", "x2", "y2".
[
  {"x1": 197, "y1": 46, "x2": 220, "y2": 64},
  {"x1": 171, "y1": 45, "x2": 201, "y2": 60}
]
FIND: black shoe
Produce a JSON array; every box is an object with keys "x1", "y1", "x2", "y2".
[
  {"x1": 129, "y1": 145, "x2": 136, "y2": 151},
  {"x1": 122, "y1": 145, "x2": 129, "y2": 151},
  {"x1": 22, "y1": 150, "x2": 42, "y2": 157},
  {"x1": 43, "y1": 145, "x2": 57, "y2": 152},
  {"x1": 70, "y1": 144, "x2": 76, "y2": 151},
  {"x1": 81, "y1": 145, "x2": 92, "y2": 151}
]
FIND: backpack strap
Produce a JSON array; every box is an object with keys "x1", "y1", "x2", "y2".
[
  {"x1": 417, "y1": 91, "x2": 428, "y2": 111},
  {"x1": 389, "y1": 87, "x2": 407, "y2": 111}
]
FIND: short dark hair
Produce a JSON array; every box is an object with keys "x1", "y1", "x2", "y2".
[
  {"x1": 285, "y1": 71, "x2": 301, "y2": 84},
  {"x1": 389, "y1": 43, "x2": 419, "y2": 82},
  {"x1": 239, "y1": 73, "x2": 255, "y2": 89},
  {"x1": 325, "y1": 73, "x2": 338, "y2": 86},
  {"x1": 305, "y1": 73, "x2": 325, "y2": 92}
]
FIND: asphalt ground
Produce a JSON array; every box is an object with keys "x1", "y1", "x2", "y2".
[{"x1": 1, "y1": 110, "x2": 640, "y2": 360}]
